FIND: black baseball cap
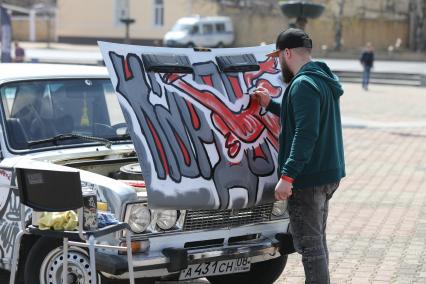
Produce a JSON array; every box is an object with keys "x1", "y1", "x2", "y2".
[{"x1": 266, "y1": 28, "x2": 313, "y2": 57}]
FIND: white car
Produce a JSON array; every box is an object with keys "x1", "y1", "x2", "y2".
[
  {"x1": 0, "y1": 63, "x2": 292, "y2": 284},
  {"x1": 163, "y1": 16, "x2": 235, "y2": 48}
]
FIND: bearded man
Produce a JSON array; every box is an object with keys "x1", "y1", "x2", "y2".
[{"x1": 253, "y1": 28, "x2": 346, "y2": 284}]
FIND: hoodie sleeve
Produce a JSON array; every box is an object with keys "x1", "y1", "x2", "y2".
[
  {"x1": 266, "y1": 99, "x2": 281, "y2": 116},
  {"x1": 281, "y1": 80, "x2": 320, "y2": 178}
]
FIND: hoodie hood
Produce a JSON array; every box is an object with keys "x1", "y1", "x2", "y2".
[{"x1": 294, "y1": 61, "x2": 344, "y2": 100}]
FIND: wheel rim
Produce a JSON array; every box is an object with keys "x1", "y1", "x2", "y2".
[{"x1": 40, "y1": 246, "x2": 97, "y2": 284}]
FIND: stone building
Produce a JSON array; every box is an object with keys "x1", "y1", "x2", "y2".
[
  {"x1": 55, "y1": 0, "x2": 287, "y2": 47},
  {"x1": 2, "y1": 2, "x2": 56, "y2": 42},
  {"x1": 305, "y1": 0, "x2": 426, "y2": 52},
  {"x1": 52, "y1": 0, "x2": 426, "y2": 51}
]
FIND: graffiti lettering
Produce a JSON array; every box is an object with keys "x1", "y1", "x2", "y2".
[
  {"x1": 6, "y1": 191, "x2": 21, "y2": 221},
  {"x1": 0, "y1": 169, "x2": 12, "y2": 181},
  {"x1": 104, "y1": 45, "x2": 284, "y2": 209},
  {"x1": 0, "y1": 222, "x2": 18, "y2": 254}
]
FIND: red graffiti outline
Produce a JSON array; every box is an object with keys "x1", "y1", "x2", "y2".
[{"x1": 162, "y1": 59, "x2": 281, "y2": 159}]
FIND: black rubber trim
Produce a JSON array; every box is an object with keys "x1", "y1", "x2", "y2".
[
  {"x1": 95, "y1": 251, "x2": 130, "y2": 275},
  {"x1": 141, "y1": 54, "x2": 193, "y2": 74},
  {"x1": 275, "y1": 233, "x2": 296, "y2": 255},
  {"x1": 216, "y1": 54, "x2": 260, "y2": 73},
  {"x1": 162, "y1": 247, "x2": 189, "y2": 272}
]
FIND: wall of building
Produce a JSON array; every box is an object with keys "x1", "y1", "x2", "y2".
[
  {"x1": 12, "y1": 17, "x2": 55, "y2": 42},
  {"x1": 219, "y1": 4, "x2": 288, "y2": 47},
  {"x1": 56, "y1": 0, "x2": 283, "y2": 46},
  {"x1": 305, "y1": 0, "x2": 416, "y2": 51},
  {"x1": 306, "y1": 17, "x2": 409, "y2": 52},
  {"x1": 54, "y1": 0, "x2": 424, "y2": 50},
  {"x1": 191, "y1": 0, "x2": 220, "y2": 17},
  {"x1": 57, "y1": 0, "x2": 193, "y2": 44}
]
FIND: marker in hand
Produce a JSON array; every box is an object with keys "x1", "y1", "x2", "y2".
[{"x1": 250, "y1": 87, "x2": 271, "y2": 107}]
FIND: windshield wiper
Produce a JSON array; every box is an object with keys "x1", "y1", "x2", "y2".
[
  {"x1": 105, "y1": 133, "x2": 131, "y2": 141},
  {"x1": 27, "y1": 133, "x2": 113, "y2": 148}
]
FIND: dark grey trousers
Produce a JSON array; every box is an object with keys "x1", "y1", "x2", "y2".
[{"x1": 288, "y1": 182, "x2": 340, "y2": 284}]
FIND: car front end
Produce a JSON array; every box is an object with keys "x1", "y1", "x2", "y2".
[{"x1": 0, "y1": 65, "x2": 293, "y2": 283}]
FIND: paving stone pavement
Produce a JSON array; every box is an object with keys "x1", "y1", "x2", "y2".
[{"x1": 1, "y1": 83, "x2": 425, "y2": 284}]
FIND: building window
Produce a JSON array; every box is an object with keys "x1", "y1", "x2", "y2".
[
  {"x1": 114, "y1": 0, "x2": 129, "y2": 26},
  {"x1": 154, "y1": 0, "x2": 164, "y2": 27}
]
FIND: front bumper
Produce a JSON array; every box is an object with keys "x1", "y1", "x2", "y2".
[{"x1": 98, "y1": 233, "x2": 294, "y2": 279}]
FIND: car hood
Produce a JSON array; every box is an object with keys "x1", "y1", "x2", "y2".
[
  {"x1": 164, "y1": 31, "x2": 188, "y2": 40},
  {"x1": 99, "y1": 42, "x2": 285, "y2": 210}
]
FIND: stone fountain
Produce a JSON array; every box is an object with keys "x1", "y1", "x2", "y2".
[{"x1": 279, "y1": 1, "x2": 325, "y2": 30}]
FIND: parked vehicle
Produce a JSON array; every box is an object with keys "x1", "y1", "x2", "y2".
[
  {"x1": 163, "y1": 16, "x2": 235, "y2": 48},
  {"x1": 0, "y1": 63, "x2": 292, "y2": 284}
]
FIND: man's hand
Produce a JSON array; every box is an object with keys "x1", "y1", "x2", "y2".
[
  {"x1": 275, "y1": 179, "x2": 293, "y2": 200},
  {"x1": 252, "y1": 87, "x2": 271, "y2": 107}
]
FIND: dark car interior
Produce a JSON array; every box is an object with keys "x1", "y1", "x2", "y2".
[{"x1": 1, "y1": 79, "x2": 121, "y2": 150}]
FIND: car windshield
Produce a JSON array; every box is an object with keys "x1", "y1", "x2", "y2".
[
  {"x1": 0, "y1": 79, "x2": 128, "y2": 151},
  {"x1": 171, "y1": 23, "x2": 194, "y2": 32}
]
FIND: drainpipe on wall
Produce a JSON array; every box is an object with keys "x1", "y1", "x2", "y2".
[
  {"x1": 29, "y1": 9, "x2": 36, "y2": 42},
  {"x1": 53, "y1": 7, "x2": 58, "y2": 42}
]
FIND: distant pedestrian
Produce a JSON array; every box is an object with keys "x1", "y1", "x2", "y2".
[
  {"x1": 14, "y1": 42, "x2": 25, "y2": 63},
  {"x1": 360, "y1": 42, "x2": 374, "y2": 90}
]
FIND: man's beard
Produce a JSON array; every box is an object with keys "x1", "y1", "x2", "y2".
[{"x1": 281, "y1": 59, "x2": 294, "y2": 84}]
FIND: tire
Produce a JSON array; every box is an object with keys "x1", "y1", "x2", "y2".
[
  {"x1": 24, "y1": 237, "x2": 103, "y2": 284},
  {"x1": 217, "y1": 42, "x2": 225, "y2": 48},
  {"x1": 187, "y1": 42, "x2": 195, "y2": 48},
  {"x1": 207, "y1": 255, "x2": 288, "y2": 284}
]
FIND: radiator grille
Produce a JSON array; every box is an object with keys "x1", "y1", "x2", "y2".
[{"x1": 183, "y1": 203, "x2": 273, "y2": 231}]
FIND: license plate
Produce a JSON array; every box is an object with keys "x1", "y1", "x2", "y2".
[{"x1": 179, "y1": 258, "x2": 251, "y2": 280}]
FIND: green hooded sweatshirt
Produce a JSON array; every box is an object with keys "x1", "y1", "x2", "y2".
[{"x1": 267, "y1": 61, "x2": 345, "y2": 189}]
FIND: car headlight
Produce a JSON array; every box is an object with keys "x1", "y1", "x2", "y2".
[
  {"x1": 272, "y1": 201, "x2": 287, "y2": 217},
  {"x1": 127, "y1": 203, "x2": 151, "y2": 233},
  {"x1": 155, "y1": 210, "x2": 178, "y2": 230}
]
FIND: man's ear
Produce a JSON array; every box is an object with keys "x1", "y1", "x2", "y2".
[{"x1": 284, "y1": 49, "x2": 291, "y2": 60}]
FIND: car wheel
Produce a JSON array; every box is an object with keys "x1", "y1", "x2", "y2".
[
  {"x1": 207, "y1": 255, "x2": 287, "y2": 284},
  {"x1": 187, "y1": 42, "x2": 195, "y2": 48},
  {"x1": 217, "y1": 42, "x2": 225, "y2": 48},
  {"x1": 24, "y1": 237, "x2": 104, "y2": 284}
]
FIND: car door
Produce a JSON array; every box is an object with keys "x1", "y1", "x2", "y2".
[{"x1": 200, "y1": 23, "x2": 215, "y2": 47}]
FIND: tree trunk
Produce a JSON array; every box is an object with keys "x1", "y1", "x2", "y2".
[{"x1": 334, "y1": 0, "x2": 345, "y2": 51}]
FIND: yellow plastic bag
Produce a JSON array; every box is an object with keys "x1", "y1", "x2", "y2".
[{"x1": 38, "y1": 211, "x2": 78, "y2": 231}]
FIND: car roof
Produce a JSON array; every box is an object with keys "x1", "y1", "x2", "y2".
[
  {"x1": 0, "y1": 63, "x2": 109, "y2": 83},
  {"x1": 178, "y1": 16, "x2": 231, "y2": 24}
]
